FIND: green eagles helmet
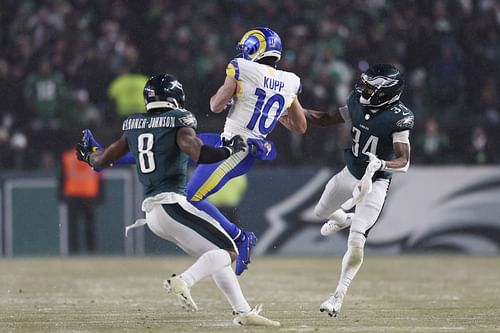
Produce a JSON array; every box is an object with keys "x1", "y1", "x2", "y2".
[
  {"x1": 143, "y1": 74, "x2": 185, "y2": 111},
  {"x1": 357, "y1": 64, "x2": 404, "y2": 108}
]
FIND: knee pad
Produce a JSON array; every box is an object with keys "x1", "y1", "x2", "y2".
[
  {"x1": 348, "y1": 230, "x2": 366, "y2": 249},
  {"x1": 347, "y1": 231, "x2": 366, "y2": 266}
]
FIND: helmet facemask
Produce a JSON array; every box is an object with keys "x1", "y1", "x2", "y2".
[{"x1": 358, "y1": 72, "x2": 403, "y2": 109}]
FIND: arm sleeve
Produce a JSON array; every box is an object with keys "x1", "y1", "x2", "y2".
[
  {"x1": 198, "y1": 145, "x2": 231, "y2": 164},
  {"x1": 392, "y1": 130, "x2": 410, "y2": 144}
]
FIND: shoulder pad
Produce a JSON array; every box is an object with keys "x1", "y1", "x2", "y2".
[
  {"x1": 386, "y1": 103, "x2": 414, "y2": 130},
  {"x1": 346, "y1": 91, "x2": 359, "y2": 108}
]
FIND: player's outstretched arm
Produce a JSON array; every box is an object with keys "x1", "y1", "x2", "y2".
[
  {"x1": 304, "y1": 108, "x2": 345, "y2": 127},
  {"x1": 279, "y1": 98, "x2": 307, "y2": 133},
  {"x1": 176, "y1": 127, "x2": 246, "y2": 164},
  {"x1": 210, "y1": 76, "x2": 237, "y2": 113},
  {"x1": 80, "y1": 135, "x2": 129, "y2": 168},
  {"x1": 80, "y1": 129, "x2": 136, "y2": 168}
]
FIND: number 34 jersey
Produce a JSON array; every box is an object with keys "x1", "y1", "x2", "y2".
[
  {"x1": 223, "y1": 58, "x2": 302, "y2": 139},
  {"x1": 343, "y1": 90, "x2": 415, "y2": 180},
  {"x1": 122, "y1": 109, "x2": 197, "y2": 197}
]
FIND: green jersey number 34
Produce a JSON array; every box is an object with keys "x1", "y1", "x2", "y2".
[{"x1": 351, "y1": 126, "x2": 379, "y2": 157}]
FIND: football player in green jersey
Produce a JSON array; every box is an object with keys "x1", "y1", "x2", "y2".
[
  {"x1": 76, "y1": 74, "x2": 280, "y2": 326},
  {"x1": 304, "y1": 64, "x2": 414, "y2": 317}
]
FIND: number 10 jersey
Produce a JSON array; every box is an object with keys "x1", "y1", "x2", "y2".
[{"x1": 223, "y1": 58, "x2": 302, "y2": 140}]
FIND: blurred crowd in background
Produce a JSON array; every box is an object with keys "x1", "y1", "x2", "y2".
[{"x1": 0, "y1": 0, "x2": 498, "y2": 170}]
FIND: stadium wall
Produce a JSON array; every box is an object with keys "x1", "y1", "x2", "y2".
[{"x1": 1, "y1": 166, "x2": 499, "y2": 257}]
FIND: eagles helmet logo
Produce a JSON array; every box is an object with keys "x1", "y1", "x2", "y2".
[{"x1": 169, "y1": 80, "x2": 183, "y2": 91}]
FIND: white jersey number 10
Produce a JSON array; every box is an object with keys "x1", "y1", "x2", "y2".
[{"x1": 246, "y1": 88, "x2": 285, "y2": 135}]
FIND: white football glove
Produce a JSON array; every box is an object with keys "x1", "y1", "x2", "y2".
[{"x1": 366, "y1": 152, "x2": 385, "y2": 175}]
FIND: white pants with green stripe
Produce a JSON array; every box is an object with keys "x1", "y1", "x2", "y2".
[{"x1": 141, "y1": 192, "x2": 237, "y2": 257}]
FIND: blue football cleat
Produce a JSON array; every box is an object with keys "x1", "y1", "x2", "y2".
[{"x1": 235, "y1": 230, "x2": 257, "y2": 275}]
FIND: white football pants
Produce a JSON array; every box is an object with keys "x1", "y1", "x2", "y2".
[
  {"x1": 315, "y1": 166, "x2": 389, "y2": 236},
  {"x1": 145, "y1": 193, "x2": 237, "y2": 256}
]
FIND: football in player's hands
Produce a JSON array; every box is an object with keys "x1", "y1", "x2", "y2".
[{"x1": 223, "y1": 135, "x2": 247, "y2": 154}]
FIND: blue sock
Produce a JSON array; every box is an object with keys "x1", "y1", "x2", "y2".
[{"x1": 190, "y1": 199, "x2": 241, "y2": 239}]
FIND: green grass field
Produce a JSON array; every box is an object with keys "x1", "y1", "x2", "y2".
[{"x1": 1, "y1": 256, "x2": 499, "y2": 332}]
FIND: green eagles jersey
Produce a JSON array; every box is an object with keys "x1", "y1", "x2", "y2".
[
  {"x1": 123, "y1": 108, "x2": 197, "y2": 197},
  {"x1": 24, "y1": 72, "x2": 64, "y2": 119},
  {"x1": 343, "y1": 91, "x2": 414, "y2": 180}
]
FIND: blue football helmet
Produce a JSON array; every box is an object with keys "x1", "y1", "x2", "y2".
[{"x1": 236, "y1": 27, "x2": 282, "y2": 62}]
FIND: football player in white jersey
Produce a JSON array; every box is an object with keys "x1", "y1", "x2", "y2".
[
  {"x1": 80, "y1": 27, "x2": 307, "y2": 276},
  {"x1": 186, "y1": 27, "x2": 307, "y2": 275}
]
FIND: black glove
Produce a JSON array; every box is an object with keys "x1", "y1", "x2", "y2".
[
  {"x1": 76, "y1": 141, "x2": 92, "y2": 166},
  {"x1": 223, "y1": 135, "x2": 247, "y2": 155}
]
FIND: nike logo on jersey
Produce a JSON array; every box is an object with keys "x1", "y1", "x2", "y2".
[{"x1": 263, "y1": 76, "x2": 285, "y2": 92}]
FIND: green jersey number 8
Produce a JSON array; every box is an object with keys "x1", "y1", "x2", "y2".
[{"x1": 138, "y1": 133, "x2": 155, "y2": 173}]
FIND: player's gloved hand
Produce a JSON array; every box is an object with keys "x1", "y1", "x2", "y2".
[
  {"x1": 366, "y1": 152, "x2": 385, "y2": 174},
  {"x1": 76, "y1": 141, "x2": 92, "y2": 166},
  {"x1": 222, "y1": 98, "x2": 234, "y2": 112},
  {"x1": 223, "y1": 135, "x2": 247, "y2": 155},
  {"x1": 76, "y1": 130, "x2": 101, "y2": 167}
]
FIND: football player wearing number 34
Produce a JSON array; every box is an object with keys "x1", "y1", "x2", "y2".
[
  {"x1": 187, "y1": 27, "x2": 307, "y2": 276},
  {"x1": 304, "y1": 64, "x2": 415, "y2": 318}
]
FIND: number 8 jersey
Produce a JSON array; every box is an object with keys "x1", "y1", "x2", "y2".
[
  {"x1": 122, "y1": 109, "x2": 197, "y2": 197},
  {"x1": 223, "y1": 58, "x2": 302, "y2": 139}
]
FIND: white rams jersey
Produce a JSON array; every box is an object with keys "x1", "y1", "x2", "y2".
[{"x1": 222, "y1": 58, "x2": 301, "y2": 139}]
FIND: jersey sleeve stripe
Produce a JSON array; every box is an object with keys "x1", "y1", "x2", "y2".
[{"x1": 227, "y1": 59, "x2": 240, "y2": 80}]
